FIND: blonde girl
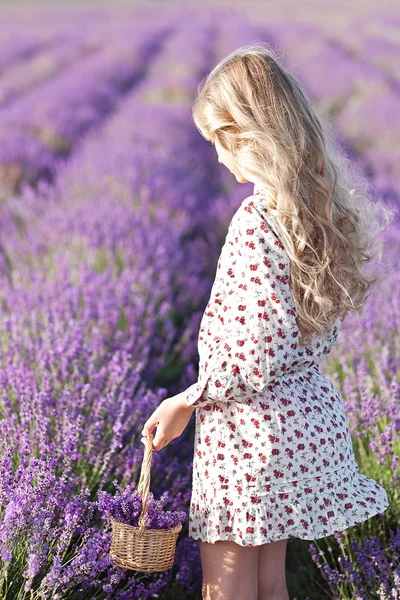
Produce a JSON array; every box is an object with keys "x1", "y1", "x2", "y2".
[{"x1": 141, "y1": 42, "x2": 392, "y2": 600}]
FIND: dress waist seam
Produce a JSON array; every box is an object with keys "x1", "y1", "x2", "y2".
[
  {"x1": 267, "y1": 363, "x2": 322, "y2": 387},
  {"x1": 259, "y1": 461, "x2": 359, "y2": 488}
]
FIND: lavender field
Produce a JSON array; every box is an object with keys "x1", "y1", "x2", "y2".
[{"x1": 0, "y1": 2, "x2": 399, "y2": 598}]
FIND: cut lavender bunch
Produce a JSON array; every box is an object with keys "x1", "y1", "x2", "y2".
[{"x1": 97, "y1": 482, "x2": 187, "y2": 533}]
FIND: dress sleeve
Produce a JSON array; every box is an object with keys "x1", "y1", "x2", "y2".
[{"x1": 184, "y1": 198, "x2": 299, "y2": 408}]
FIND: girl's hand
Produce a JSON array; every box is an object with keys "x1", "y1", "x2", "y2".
[{"x1": 141, "y1": 391, "x2": 195, "y2": 451}]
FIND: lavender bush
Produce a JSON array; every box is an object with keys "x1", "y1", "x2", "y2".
[{"x1": 306, "y1": 528, "x2": 400, "y2": 599}]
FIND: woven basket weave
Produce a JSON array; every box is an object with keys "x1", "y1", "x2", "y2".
[{"x1": 109, "y1": 432, "x2": 182, "y2": 572}]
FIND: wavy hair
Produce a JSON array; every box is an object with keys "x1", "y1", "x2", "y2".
[{"x1": 191, "y1": 41, "x2": 396, "y2": 346}]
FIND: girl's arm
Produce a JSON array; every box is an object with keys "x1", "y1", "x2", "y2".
[{"x1": 184, "y1": 200, "x2": 299, "y2": 408}]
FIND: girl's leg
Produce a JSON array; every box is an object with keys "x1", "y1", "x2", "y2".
[
  {"x1": 199, "y1": 539, "x2": 260, "y2": 600},
  {"x1": 257, "y1": 538, "x2": 289, "y2": 600}
]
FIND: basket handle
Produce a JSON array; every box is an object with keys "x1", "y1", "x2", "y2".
[{"x1": 137, "y1": 432, "x2": 154, "y2": 536}]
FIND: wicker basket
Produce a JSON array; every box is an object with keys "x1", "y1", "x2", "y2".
[{"x1": 109, "y1": 432, "x2": 182, "y2": 572}]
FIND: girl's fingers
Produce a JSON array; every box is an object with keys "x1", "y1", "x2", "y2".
[
  {"x1": 140, "y1": 436, "x2": 169, "y2": 449},
  {"x1": 141, "y1": 416, "x2": 159, "y2": 437}
]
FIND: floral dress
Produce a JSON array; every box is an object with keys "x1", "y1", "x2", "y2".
[{"x1": 184, "y1": 184, "x2": 389, "y2": 547}]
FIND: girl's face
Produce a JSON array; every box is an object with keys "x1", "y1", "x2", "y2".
[{"x1": 213, "y1": 137, "x2": 250, "y2": 184}]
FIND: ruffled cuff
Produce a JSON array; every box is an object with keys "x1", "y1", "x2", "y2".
[{"x1": 185, "y1": 380, "x2": 210, "y2": 408}]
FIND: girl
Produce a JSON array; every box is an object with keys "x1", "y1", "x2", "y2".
[{"x1": 141, "y1": 42, "x2": 392, "y2": 600}]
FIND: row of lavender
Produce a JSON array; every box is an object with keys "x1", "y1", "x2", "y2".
[
  {"x1": 0, "y1": 16, "x2": 172, "y2": 195},
  {"x1": 0, "y1": 4, "x2": 398, "y2": 599}
]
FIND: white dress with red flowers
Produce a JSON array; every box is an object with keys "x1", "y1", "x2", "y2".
[{"x1": 184, "y1": 185, "x2": 389, "y2": 547}]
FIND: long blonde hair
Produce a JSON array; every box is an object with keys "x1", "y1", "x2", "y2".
[{"x1": 192, "y1": 41, "x2": 396, "y2": 346}]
